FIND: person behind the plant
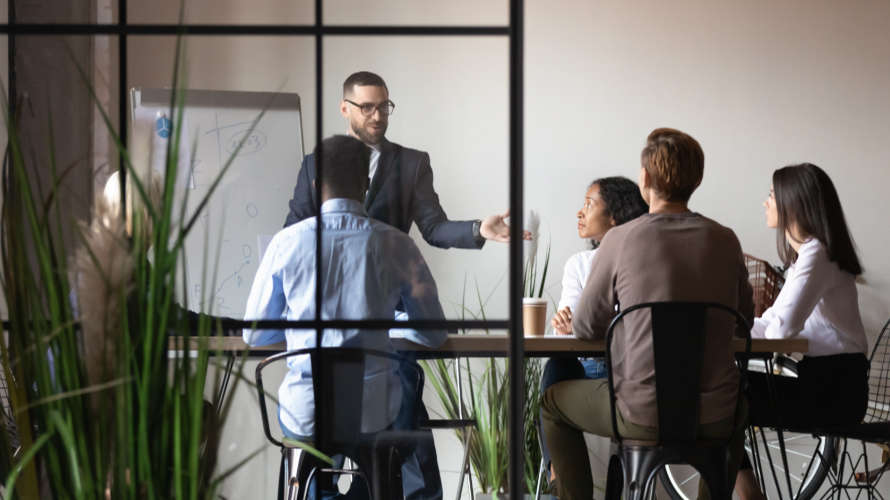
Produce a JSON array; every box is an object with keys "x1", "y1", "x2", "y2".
[
  {"x1": 243, "y1": 134, "x2": 448, "y2": 499},
  {"x1": 73, "y1": 168, "x2": 165, "y2": 399},
  {"x1": 540, "y1": 128, "x2": 754, "y2": 500},
  {"x1": 71, "y1": 167, "x2": 222, "y2": 487},
  {"x1": 541, "y1": 176, "x2": 647, "y2": 492}
]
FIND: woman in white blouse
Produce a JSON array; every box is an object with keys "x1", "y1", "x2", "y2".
[
  {"x1": 540, "y1": 176, "x2": 647, "y2": 490},
  {"x1": 736, "y1": 163, "x2": 869, "y2": 500}
]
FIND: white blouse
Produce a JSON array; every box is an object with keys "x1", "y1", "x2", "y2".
[
  {"x1": 557, "y1": 249, "x2": 597, "y2": 312},
  {"x1": 751, "y1": 238, "x2": 868, "y2": 357}
]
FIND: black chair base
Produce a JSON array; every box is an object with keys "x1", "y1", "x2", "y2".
[
  {"x1": 293, "y1": 439, "x2": 405, "y2": 500},
  {"x1": 605, "y1": 442, "x2": 733, "y2": 500},
  {"x1": 817, "y1": 437, "x2": 887, "y2": 500}
]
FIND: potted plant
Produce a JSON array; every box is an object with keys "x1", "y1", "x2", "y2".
[
  {"x1": 423, "y1": 211, "x2": 554, "y2": 498},
  {"x1": 0, "y1": 43, "x2": 283, "y2": 497}
]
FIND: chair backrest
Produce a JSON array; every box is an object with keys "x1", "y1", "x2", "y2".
[
  {"x1": 744, "y1": 253, "x2": 785, "y2": 317},
  {"x1": 255, "y1": 346, "x2": 424, "y2": 452},
  {"x1": 865, "y1": 318, "x2": 890, "y2": 423},
  {"x1": 605, "y1": 301, "x2": 751, "y2": 445}
]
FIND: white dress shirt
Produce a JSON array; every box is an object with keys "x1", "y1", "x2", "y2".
[
  {"x1": 751, "y1": 238, "x2": 868, "y2": 357},
  {"x1": 557, "y1": 249, "x2": 597, "y2": 312},
  {"x1": 368, "y1": 145, "x2": 381, "y2": 183},
  {"x1": 243, "y1": 198, "x2": 447, "y2": 437}
]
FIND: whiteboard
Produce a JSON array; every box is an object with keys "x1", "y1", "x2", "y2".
[{"x1": 130, "y1": 88, "x2": 304, "y2": 317}]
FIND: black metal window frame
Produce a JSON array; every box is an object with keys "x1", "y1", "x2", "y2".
[{"x1": 2, "y1": 0, "x2": 527, "y2": 495}]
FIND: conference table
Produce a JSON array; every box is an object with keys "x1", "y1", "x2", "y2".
[{"x1": 170, "y1": 334, "x2": 807, "y2": 357}]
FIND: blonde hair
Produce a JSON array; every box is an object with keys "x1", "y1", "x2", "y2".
[
  {"x1": 640, "y1": 128, "x2": 704, "y2": 202},
  {"x1": 102, "y1": 169, "x2": 164, "y2": 244}
]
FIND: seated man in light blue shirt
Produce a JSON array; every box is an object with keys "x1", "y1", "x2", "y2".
[{"x1": 243, "y1": 134, "x2": 447, "y2": 498}]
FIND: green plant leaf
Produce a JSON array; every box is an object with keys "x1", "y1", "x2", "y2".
[{"x1": 4, "y1": 427, "x2": 55, "y2": 497}]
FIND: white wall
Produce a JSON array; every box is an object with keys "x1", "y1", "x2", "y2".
[
  {"x1": 323, "y1": 35, "x2": 512, "y2": 319},
  {"x1": 124, "y1": 0, "x2": 890, "y2": 496}
]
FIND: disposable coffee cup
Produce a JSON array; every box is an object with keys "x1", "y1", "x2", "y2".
[{"x1": 522, "y1": 298, "x2": 548, "y2": 336}]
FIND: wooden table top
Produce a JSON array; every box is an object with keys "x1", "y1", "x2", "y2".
[{"x1": 169, "y1": 334, "x2": 807, "y2": 357}]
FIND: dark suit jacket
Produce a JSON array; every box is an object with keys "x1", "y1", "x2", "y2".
[{"x1": 285, "y1": 139, "x2": 483, "y2": 249}]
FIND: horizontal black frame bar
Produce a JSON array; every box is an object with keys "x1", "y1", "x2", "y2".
[
  {"x1": 209, "y1": 318, "x2": 510, "y2": 331},
  {"x1": 409, "y1": 349, "x2": 597, "y2": 360},
  {"x1": 224, "y1": 349, "x2": 598, "y2": 359},
  {"x1": 0, "y1": 24, "x2": 509, "y2": 36},
  {"x1": 3, "y1": 318, "x2": 510, "y2": 331}
]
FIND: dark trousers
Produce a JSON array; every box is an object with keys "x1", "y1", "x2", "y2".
[
  {"x1": 538, "y1": 357, "x2": 606, "y2": 472},
  {"x1": 741, "y1": 352, "x2": 869, "y2": 469},
  {"x1": 540, "y1": 366, "x2": 745, "y2": 500},
  {"x1": 396, "y1": 354, "x2": 443, "y2": 500}
]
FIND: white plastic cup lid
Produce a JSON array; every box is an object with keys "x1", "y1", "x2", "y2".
[{"x1": 522, "y1": 298, "x2": 548, "y2": 306}]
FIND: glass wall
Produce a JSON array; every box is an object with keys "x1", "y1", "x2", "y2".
[{"x1": 4, "y1": 1, "x2": 527, "y2": 497}]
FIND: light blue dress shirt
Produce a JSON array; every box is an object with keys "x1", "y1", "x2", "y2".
[{"x1": 243, "y1": 198, "x2": 447, "y2": 438}]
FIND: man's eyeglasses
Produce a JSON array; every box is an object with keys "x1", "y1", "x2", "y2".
[{"x1": 344, "y1": 99, "x2": 396, "y2": 117}]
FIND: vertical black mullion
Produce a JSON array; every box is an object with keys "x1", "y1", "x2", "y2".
[
  {"x1": 313, "y1": 0, "x2": 324, "y2": 485},
  {"x1": 508, "y1": 0, "x2": 525, "y2": 498},
  {"x1": 313, "y1": 2, "x2": 324, "y2": 330},
  {"x1": 118, "y1": 0, "x2": 127, "y2": 218},
  {"x1": 7, "y1": 1, "x2": 14, "y2": 119}
]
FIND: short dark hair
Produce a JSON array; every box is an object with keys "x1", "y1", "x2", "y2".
[
  {"x1": 773, "y1": 163, "x2": 862, "y2": 275},
  {"x1": 343, "y1": 71, "x2": 388, "y2": 96},
  {"x1": 316, "y1": 135, "x2": 370, "y2": 197},
  {"x1": 591, "y1": 176, "x2": 649, "y2": 226},
  {"x1": 640, "y1": 127, "x2": 704, "y2": 202}
]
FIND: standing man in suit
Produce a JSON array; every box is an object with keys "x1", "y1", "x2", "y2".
[
  {"x1": 285, "y1": 70, "x2": 517, "y2": 247},
  {"x1": 284, "y1": 71, "x2": 522, "y2": 500}
]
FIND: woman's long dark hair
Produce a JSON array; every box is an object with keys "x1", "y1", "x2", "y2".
[
  {"x1": 773, "y1": 163, "x2": 862, "y2": 275},
  {"x1": 588, "y1": 176, "x2": 648, "y2": 248}
]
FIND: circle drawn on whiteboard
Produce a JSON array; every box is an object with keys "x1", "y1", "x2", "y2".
[
  {"x1": 246, "y1": 203, "x2": 258, "y2": 218},
  {"x1": 155, "y1": 115, "x2": 172, "y2": 139}
]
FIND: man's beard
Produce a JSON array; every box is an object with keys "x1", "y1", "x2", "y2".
[{"x1": 350, "y1": 117, "x2": 386, "y2": 145}]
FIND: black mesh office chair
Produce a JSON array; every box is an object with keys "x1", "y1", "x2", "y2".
[
  {"x1": 603, "y1": 301, "x2": 752, "y2": 500},
  {"x1": 256, "y1": 347, "x2": 426, "y2": 500}
]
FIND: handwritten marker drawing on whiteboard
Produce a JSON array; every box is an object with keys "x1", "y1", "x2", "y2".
[{"x1": 131, "y1": 88, "x2": 304, "y2": 317}]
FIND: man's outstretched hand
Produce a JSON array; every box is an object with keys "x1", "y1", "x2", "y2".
[{"x1": 480, "y1": 210, "x2": 533, "y2": 243}]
